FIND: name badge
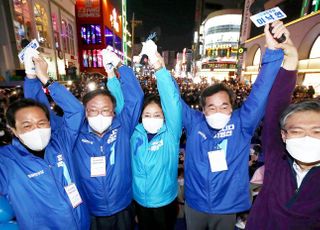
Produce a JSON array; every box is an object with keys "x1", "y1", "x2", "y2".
[
  {"x1": 208, "y1": 149, "x2": 228, "y2": 172},
  {"x1": 64, "y1": 183, "x2": 83, "y2": 208},
  {"x1": 250, "y1": 7, "x2": 287, "y2": 27},
  {"x1": 90, "y1": 156, "x2": 106, "y2": 177}
]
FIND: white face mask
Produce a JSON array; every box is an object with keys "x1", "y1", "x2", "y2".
[
  {"x1": 205, "y1": 113, "x2": 231, "y2": 130},
  {"x1": 88, "y1": 114, "x2": 113, "y2": 134},
  {"x1": 19, "y1": 128, "x2": 51, "y2": 151},
  {"x1": 142, "y1": 118, "x2": 164, "y2": 134},
  {"x1": 285, "y1": 136, "x2": 320, "y2": 163}
]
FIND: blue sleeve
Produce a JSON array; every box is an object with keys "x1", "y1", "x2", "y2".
[
  {"x1": 117, "y1": 65, "x2": 144, "y2": 134},
  {"x1": 0, "y1": 158, "x2": 8, "y2": 195},
  {"x1": 47, "y1": 82, "x2": 85, "y2": 132},
  {"x1": 155, "y1": 68, "x2": 182, "y2": 139},
  {"x1": 239, "y1": 48, "x2": 284, "y2": 135},
  {"x1": 24, "y1": 78, "x2": 62, "y2": 130},
  {"x1": 107, "y1": 76, "x2": 124, "y2": 114},
  {"x1": 160, "y1": 73, "x2": 202, "y2": 132},
  {"x1": 181, "y1": 97, "x2": 203, "y2": 132}
]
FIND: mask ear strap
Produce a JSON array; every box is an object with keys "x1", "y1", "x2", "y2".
[{"x1": 281, "y1": 129, "x2": 288, "y2": 143}]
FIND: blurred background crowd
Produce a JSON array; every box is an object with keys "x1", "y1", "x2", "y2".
[{"x1": 0, "y1": 73, "x2": 318, "y2": 146}]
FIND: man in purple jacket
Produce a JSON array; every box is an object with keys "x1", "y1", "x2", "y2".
[{"x1": 246, "y1": 29, "x2": 320, "y2": 229}]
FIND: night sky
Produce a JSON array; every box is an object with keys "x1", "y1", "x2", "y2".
[{"x1": 127, "y1": 0, "x2": 196, "y2": 52}]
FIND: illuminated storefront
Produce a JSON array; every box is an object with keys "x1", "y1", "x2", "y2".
[
  {"x1": 0, "y1": 0, "x2": 78, "y2": 81},
  {"x1": 242, "y1": 0, "x2": 320, "y2": 95},
  {"x1": 198, "y1": 9, "x2": 242, "y2": 81},
  {"x1": 76, "y1": 0, "x2": 123, "y2": 74}
]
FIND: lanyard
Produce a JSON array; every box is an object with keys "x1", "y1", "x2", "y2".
[{"x1": 62, "y1": 162, "x2": 72, "y2": 185}]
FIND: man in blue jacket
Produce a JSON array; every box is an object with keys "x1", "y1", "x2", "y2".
[
  {"x1": 0, "y1": 54, "x2": 90, "y2": 229},
  {"x1": 25, "y1": 50, "x2": 143, "y2": 229},
  {"x1": 73, "y1": 50, "x2": 144, "y2": 229},
  {"x1": 183, "y1": 21, "x2": 288, "y2": 229}
]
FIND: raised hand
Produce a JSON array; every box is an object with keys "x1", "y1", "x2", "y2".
[
  {"x1": 24, "y1": 47, "x2": 40, "y2": 78},
  {"x1": 32, "y1": 55, "x2": 50, "y2": 84},
  {"x1": 139, "y1": 40, "x2": 158, "y2": 65},
  {"x1": 101, "y1": 48, "x2": 121, "y2": 72},
  {"x1": 264, "y1": 21, "x2": 289, "y2": 50}
]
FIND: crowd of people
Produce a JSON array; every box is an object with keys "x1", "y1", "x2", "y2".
[
  {"x1": 1, "y1": 73, "x2": 316, "y2": 147},
  {"x1": 0, "y1": 21, "x2": 319, "y2": 230}
]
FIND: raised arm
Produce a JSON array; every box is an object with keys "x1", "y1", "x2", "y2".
[
  {"x1": 31, "y1": 56, "x2": 84, "y2": 132},
  {"x1": 239, "y1": 21, "x2": 286, "y2": 135},
  {"x1": 262, "y1": 38, "x2": 298, "y2": 166},
  {"x1": 102, "y1": 48, "x2": 143, "y2": 133},
  {"x1": 117, "y1": 65, "x2": 144, "y2": 134},
  {"x1": 153, "y1": 53, "x2": 182, "y2": 139},
  {"x1": 105, "y1": 66, "x2": 124, "y2": 114}
]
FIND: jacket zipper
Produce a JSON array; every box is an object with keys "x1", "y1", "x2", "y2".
[
  {"x1": 48, "y1": 163, "x2": 79, "y2": 229},
  {"x1": 286, "y1": 166, "x2": 320, "y2": 208}
]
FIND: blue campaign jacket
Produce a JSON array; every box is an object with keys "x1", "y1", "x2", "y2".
[
  {"x1": 129, "y1": 68, "x2": 182, "y2": 207},
  {"x1": 183, "y1": 49, "x2": 284, "y2": 214},
  {"x1": 73, "y1": 65, "x2": 144, "y2": 216},
  {"x1": 0, "y1": 80, "x2": 90, "y2": 229}
]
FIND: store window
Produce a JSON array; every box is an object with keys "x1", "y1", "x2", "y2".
[
  {"x1": 34, "y1": 3, "x2": 51, "y2": 48},
  {"x1": 105, "y1": 27, "x2": 122, "y2": 51},
  {"x1": 67, "y1": 23, "x2": 75, "y2": 55},
  {"x1": 61, "y1": 19, "x2": 69, "y2": 53},
  {"x1": 12, "y1": 0, "x2": 33, "y2": 50},
  {"x1": 253, "y1": 48, "x2": 261, "y2": 66},
  {"x1": 61, "y1": 19, "x2": 75, "y2": 55},
  {"x1": 82, "y1": 49, "x2": 103, "y2": 68},
  {"x1": 51, "y1": 13, "x2": 61, "y2": 50},
  {"x1": 309, "y1": 36, "x2": 320, "y2": 58},
  {"x1": 80, "y1": 24, "x2": 102, "y2": 45}
]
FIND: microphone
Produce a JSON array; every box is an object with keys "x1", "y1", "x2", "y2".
[{"x1": 250, "y1": 0, "x2": 286, "y2": 43}]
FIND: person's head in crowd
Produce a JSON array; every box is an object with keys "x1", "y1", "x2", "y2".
[
  {"x1": 141, "y1": 94, "x2": 164, "y2": 134},
  {"x1": 82, "y1": 89, "x2": 116, "y2": 136},
  {"x1": 200, "y1": 83, "x2": 235, "y2": 130},
  {"x1": 6, "y1": 98, "x2": 51, "y2": 151},
  {"x1": 280, "y1": 100, "x2": 320, "y2": 169}
]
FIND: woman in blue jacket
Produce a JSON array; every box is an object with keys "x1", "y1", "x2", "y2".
[
  {"x1": 132, "y1": 47, "x2": 182, "y2": 230},
  {"x1": 111, "y1": 43, "x2": 182, "y2": 229}
]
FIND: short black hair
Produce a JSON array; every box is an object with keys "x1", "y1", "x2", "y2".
[
  {"x1": 6, "y1": 98, "x2": 50, "y2": 128},
  {"x1": 142, "y1": 94, "x2": 162, "y2": 112},
  {"x1": 200, "y1": 83, "x2": 235, "y2": 108},
  {"x1": 82, "y1": 89, "x2": 116, "y2": 109}
]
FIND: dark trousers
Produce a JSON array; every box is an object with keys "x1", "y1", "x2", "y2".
[
  {"x1": 185, "y1": 202, "x2": 236, "y2": 230},
  {"x1": 91, "y1": 203, "x2": 135, "y2": 230},
  {"x1": 135, "y1": 199, "x2": 178, "y2": 230}
]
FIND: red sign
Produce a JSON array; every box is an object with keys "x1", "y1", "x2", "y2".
[{"x1": 77, "y1": 0, "x2": 100, "y2": 18}]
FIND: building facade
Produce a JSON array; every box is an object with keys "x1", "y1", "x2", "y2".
[
  {"x1": 76, "y1": 0, "x2": 125, "y2": 74},
  {"x1": 197, "y1": 9, "x2": 242, "y2": 81},
  {"x1": 0, "y1": 0, "x2": 78, "y2": 81},
  {"x1": 241, "y1": 0, "x2": 320, "y2": 95}
]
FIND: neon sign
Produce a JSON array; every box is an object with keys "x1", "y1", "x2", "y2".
[{"x1": 110, "y1": 8, "x2": 120, "y2": 33}]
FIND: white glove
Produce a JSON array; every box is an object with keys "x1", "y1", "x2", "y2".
[
  {"x1": 139, "y1": 40, "x2": 158, "y2": 65},
  {"x1": 101, "y1": 48, "x2": 121, "y2": 71},
  {"x1": 24, "y1": 47, "x2": 39, "y2": 75}
]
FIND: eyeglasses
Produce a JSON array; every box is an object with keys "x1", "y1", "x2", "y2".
[
  {"x1": 86, "y1": 108, "x2": 113, "y2": 117},
  {"x1": 283, "y1": 128, "x2": 320, "y2": 139}
]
